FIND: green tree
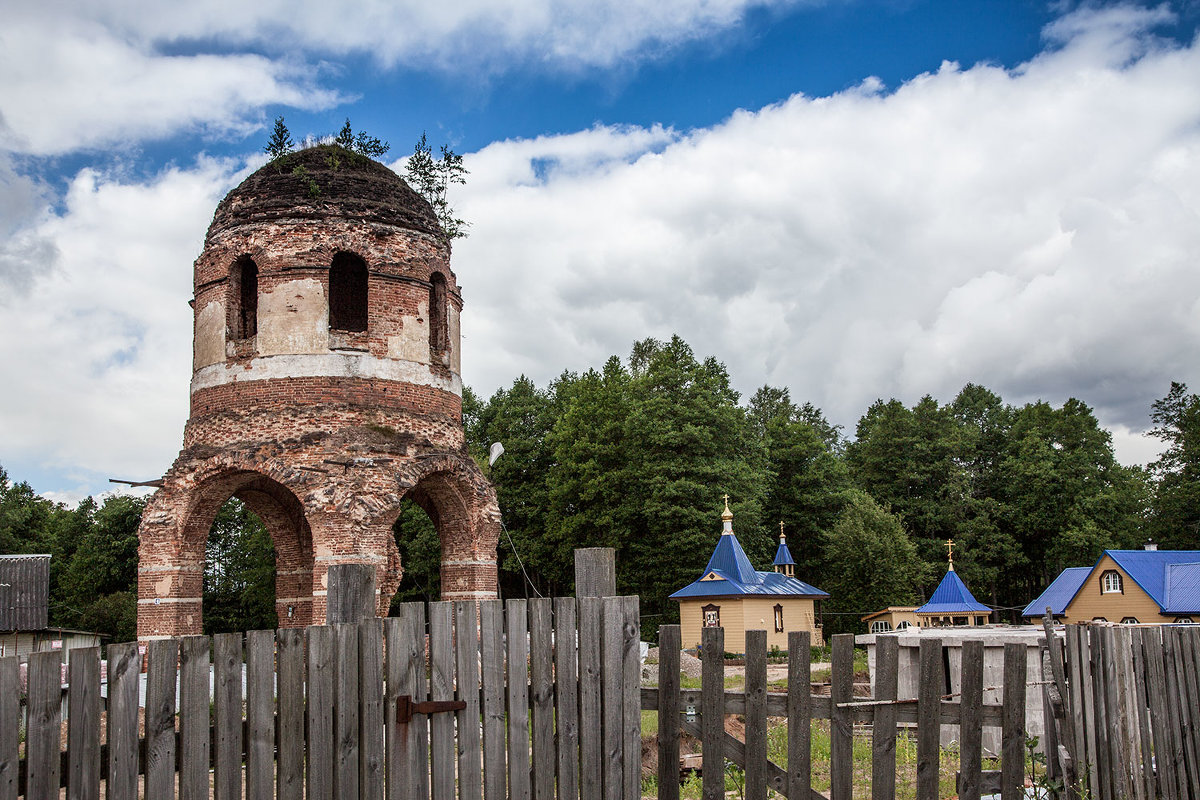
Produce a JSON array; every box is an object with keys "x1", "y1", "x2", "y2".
[
  {"x1": 390, "y1": 499, "x2": 442, "y2": 606},
  {"x1": 264, "y1": 116, "x2": 294, "y2": 160},
  {"x1": 203, "y1": 499, "x2": 276, "y2": 635},
  {"x1": 1148, "y1": 382, "x2": 1200, "y2": 549},
  {"x1": 57, "y1": 494, "x2": 144, "y2": 642},
  {"x1": 405, "y1": 132, "x2": 469, "y2": 241},
  {"x1": 819, "y1": 491, "x2": 928, "y2": 635}
]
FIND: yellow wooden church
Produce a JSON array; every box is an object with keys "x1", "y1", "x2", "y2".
[{"x1": 670, "y1": 498, "x2": 828, "y2": 650}]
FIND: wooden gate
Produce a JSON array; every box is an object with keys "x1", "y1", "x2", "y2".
[{"x1": 2, "y1": 595, "x2": 643, "y2": 800}]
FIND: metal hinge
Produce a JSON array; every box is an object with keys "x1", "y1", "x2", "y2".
[{"x1": 396, "y1": 695, "x2": 466, "y2": 724}]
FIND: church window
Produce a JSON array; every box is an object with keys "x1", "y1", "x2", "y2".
[
  {"x1": 329, "y1": 252, "x2": 368, "y2": 332},
  {"x1": 1101, "y1": 570, "x2": 1123, "y2": 594},
  {"x1": 702, "y1": 604, "x2": 720, "y2": 628},
  {"x1": 1120, "y1": 617, "x2": 1139, "y2": 624},
  {"x1": 773, "y1": 604, "x2": 784, "y2": 632},
  {"x1": 896, "y1": 621, "x2": 911, "y2": 630},
  {"x1": 228, "y1": 257, "x2": 258, "y2": 339},
  {"x1": 429, "y1": 271, "x2": 448, "y2": 356},
  {"x1": 1175, "y1": 617, "x2": 1194, "y2": 624},
  {"x1": 870, "y1": 620, "x2": 891, "y2": 634}
]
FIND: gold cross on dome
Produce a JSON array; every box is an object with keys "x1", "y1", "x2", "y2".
[
  {"x1": 722, "y1": 493, "x2": 730, "y2": 508},
  {"x1": 946, "y1": 539, "x2": 955, "y2": 566},
  {"x1": 779, "y1": 521, "x2": 785, "y2": 539}
]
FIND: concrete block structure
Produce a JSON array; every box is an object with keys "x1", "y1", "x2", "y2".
[{"x1": 137, "y1": 146, "x2": 501, "y2": 639}]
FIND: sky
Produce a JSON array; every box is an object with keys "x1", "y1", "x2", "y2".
[{"x1": 2, "y1": 0, "x2": 1200, "y2": 504}]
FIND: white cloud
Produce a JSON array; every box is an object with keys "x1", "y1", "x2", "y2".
[
  {"x1": 0, "y1": 14, "x2": 341, "y2": 156},
  {"x1": 0, "y1": 158, "x2": 243, "y2": 486},
  {"x1": 452, "y1": 4, "x2": 1200, "y2": 449}
]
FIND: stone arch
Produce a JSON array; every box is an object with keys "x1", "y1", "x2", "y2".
[
  {"x1": 387, "y1": 454, "x2": 501, "y2": 607},
  {"x1": 138, "y1": 466, "x2": 314, "y2": 638}
]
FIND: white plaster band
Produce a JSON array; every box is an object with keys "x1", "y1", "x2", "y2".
[
  {"x1": 440, "y1": 559, "x2": 497, "y2": 567},
  {"x1": 138, "y1": 635, "x2": 175, "y2": 642},
  {"x1": 191, "y1": 352, "x2": 461, "y2": 396},
  {"x1": 137, "y1": 598, "x2": 202, "y2": 605},
  {"x1": 275, "y1": 597, "x2": 316, "y2": 604},
  {"x1": 138, "y1": 565, "x2": 203, "y2": 573},
  {"x1": 441, "y1": 591, "x2": 495, "y2": 599}
]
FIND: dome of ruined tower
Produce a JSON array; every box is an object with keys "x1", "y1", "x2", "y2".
[{"x1": 205, "y1": 145, "x2": 441, "y2": 241}]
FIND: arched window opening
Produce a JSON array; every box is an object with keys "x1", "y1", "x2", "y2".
[
  {"x1": 389, "y1": 497, "x2": 441, "y2": 608},
  {"x1": 1120, "y1": 617, "x2": 1139, "y2": 625},
  {"x1": 229, "y1": 257, "x2": 258, "y2": 339},
  {"x1": 773, "y1": 604, "x2": 784, "y2": 633},
  {"x1": 870, "y1": 620, "x2": 891, "y2": 634},
  {"x1": 429, "y1": 272, "x2": 448, "y2": 357},
  {"x1": 330, "y1": 252, "x2": 368, "y2": 332},
  {"x1": 204, "y1": 497, "x2": 276, "y2": 635}
]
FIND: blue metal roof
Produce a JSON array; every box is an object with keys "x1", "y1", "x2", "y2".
[
  {"x1": 670, "y1": 530, "x2": 828, "y2": 600},
  {"x1": 1022, "y1": 567, "x2": 1092, "y2": 618},
  {"x1": 916, "y1": 569, "x2": 990, "y2": 615},
  {"x1": 772, "y1": 539, "x2": 795, "y2": 567},
  {"x1": 1102, "y1": 550, "x2": 1200, "y2": 611},
  {"x1": 1162, "y1": 561, "x2": 1200, "y2": 614}
]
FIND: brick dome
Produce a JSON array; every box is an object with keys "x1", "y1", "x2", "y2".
[{"x1": 205, "y1": 145, "x2": 441, "y2": 241}]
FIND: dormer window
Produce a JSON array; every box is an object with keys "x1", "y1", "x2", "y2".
[
  {"x1": 1101, "y1": 570, "x2": 1123, "y2": 594},
  {"x1": 329, "y1": 252, "x2": 368, "y2": 332}
]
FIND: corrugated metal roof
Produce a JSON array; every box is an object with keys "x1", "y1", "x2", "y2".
[
  {"x1": 772, "y1": 539, "x2": 795, "y2": 567},
  {"x1": 0, "y1": 555, "x2": 50, "y2": 631},
  {"x1": 1100, "y1": 550, "x2": 1200, "y2": 610},
  {"x1": 1022, "y1": 567, "x2": 1092, "y2": 618},
  {"x1": 916, "y1": 569, "x2": 990, "y2": 615},
  {"x1": 670, "y1": 531, "x2": 828, "y2": 600},
  {"x1": 1162, "y1": 561, "x2": 1200, "y2": 614}
]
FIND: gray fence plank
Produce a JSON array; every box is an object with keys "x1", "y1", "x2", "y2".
[
  {"x1": 700, "y1": 625, "x2": 725, "y2": 800},
  {"x1": 579, "y1": 597, "x2": 603, "y2": 800},
  {"x1": 455, "y1": 602, "x2": 484, "y2": 800},
  {"x1": 873, "y1": 635, "x2": 900, "y2": 800},
  {"x1": 277, "y1": 628, "x2": 305, "y2": 800},
  {"x1": 360, "y1": 619, "x2": 385, "y2": 800},
  {"x1": 1089, "y1": 627, "x2": 1112, "y2": 800},
  {"x1": 146, "y1": 639, "x2": 180, "y2": 800},
  {"x1": 1001, "y1": 642, "x2": 1026, "y2": 800},
  {"x1": 387, "y1": 605, "x2": 430, "y2": 800},
  {"x1": 621, "y1": 596, "x2": 641, "y2": 800},
  {"x1": 107, "y1": 642, "x2": 141, "y2": 800},
  {"x1": 744, "y1": 630, "x2": 768, "y2": 800},
  {"x1": 215, "y1": 632, "x2": 244, "y2": 800},
  {"x1": 554, "y1": 597, "x2": 580, "y2": 800},
  {"x1": 67, "y1": 646, "x2": 101, "y2": 800},
  {"x1": 308, "y1": 625, "x2": 336, "y2": 800},
  {"x1": 1129, "y1": 628, "x2": 1155, "y2": 800},
  {"x1": 916, "y1": 638, "x2": 942, "y2": 800},
  {"x1": 246, "y1": 630, "x2": 275, "y2": 800},
  {"x1": 429, "y1": 602, "x2": 456, "y2": 800},
  {"x1": 26, "y1": 649, "x2": 62, "y2": 800},
  {"x1": 1071, "y1": 626, "x2": 1099, "y2": 800},
  {"x1": 180, "y1": 636, "x2": 212, "y2": 800},
  {"x1": 335, "y1": 624, "x2": 361, "y2": 800},
  {"x1": 1176, "y1": 626, "x2": 1200, "y2": 798},
  {"x1": 529, "y1": 597, "x2": 555, "y2": 800},
  {"x1": 506, "y1": 600, "x2": 532, "y2": 800},
  {"x1": 480, "y1": 601, "x2": 508, "y2": 800},
  {"x1": 831, "y1": 634, "x2": 855, "y2": 800},
  {"x1": 959, "y1": 639, "x2": 984, "y2": 800},
  {"x1": 1064, "y1": 626, "x2": 1092, "y2": 800},
  {"x1": 0, "y1": 657, "x2": 15, "y2": 800},
  {"x1": 657, "y1": 625, "x2": 682, "y2": 800},
  {"x1": 787, "y1": 630, "x2": 812, "y2": 800}
]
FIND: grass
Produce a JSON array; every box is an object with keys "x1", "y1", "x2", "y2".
[{"x1": 641, "y1": 712, "x2": 1000, "y2": 799}]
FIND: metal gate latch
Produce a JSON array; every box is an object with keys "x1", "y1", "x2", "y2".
[{"x1": 396, "y1": 695, "x2": 467, "y2": 724}]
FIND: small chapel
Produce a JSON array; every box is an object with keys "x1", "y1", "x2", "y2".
[
  {"x1": 671, "y1": 498, "x2": 828, "y2": 650},
  {"x1": 914, "y1": 540, "x2": 992, "y2": 627}
]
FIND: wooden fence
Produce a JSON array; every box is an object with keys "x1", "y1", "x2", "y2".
[
  {"x1": 0, "y1": 596, "x2": 642, "y2": 800},
  {"x1": 643, "y1": 627, "x2": 1028, "y2": 800},
  {"x1": 1042, "y1": 621, "x2": 1200, "y2": 800}
]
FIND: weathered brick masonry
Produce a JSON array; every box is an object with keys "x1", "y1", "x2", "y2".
[{"x1": 137, "y1": 146, "x2": 501, "y2": 640}]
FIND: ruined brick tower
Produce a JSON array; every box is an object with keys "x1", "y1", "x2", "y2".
[{"x1": 137, "y1": 146, "x2": 501, "y2": 639}]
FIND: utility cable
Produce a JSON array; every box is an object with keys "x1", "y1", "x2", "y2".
[{"x1": 502, "y1": 520, "x2": 543, "y2": 598}]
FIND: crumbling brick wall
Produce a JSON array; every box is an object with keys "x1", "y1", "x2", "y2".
[{"x1": 136, "y1": 146, "x2": 500, "y2": 640}]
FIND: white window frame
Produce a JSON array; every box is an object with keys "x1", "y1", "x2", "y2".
[
  {"x1": 1102, "y1": 570, "x2": 1123, "y2": 594},
  {"x1": 870, "y1": 620, "x2": 892, "y2": 634},
  {"x1": 1120, "y1": 617, "x2": 1139, "y2": 625}
]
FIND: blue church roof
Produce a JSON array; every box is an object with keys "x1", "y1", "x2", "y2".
[
  {"x1": 1022, "y1": 567, "x2": 1092, "y2": 618},
  {"x1": 772, "y1": 538, "x2": 795, "y2": 567},
  {"x1": 670, "y1": 508, "x2": 827, "y2": 600},
  {"x1": 917, "y1": 569, "x2": 990, "y2": 615}
]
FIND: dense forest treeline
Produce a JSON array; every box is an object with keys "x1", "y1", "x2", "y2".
[{"x1": 4, "y1": 336, "x2": 1199, "y2": 640}]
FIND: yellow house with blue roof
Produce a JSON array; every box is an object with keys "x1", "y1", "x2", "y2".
[{"x1": 670, "y1": 498, "x2": 828, "y2": 650}]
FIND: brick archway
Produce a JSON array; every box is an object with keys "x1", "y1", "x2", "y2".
[{"x1": 138, "y1": 468, "x2": 314, "y2": 638}]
